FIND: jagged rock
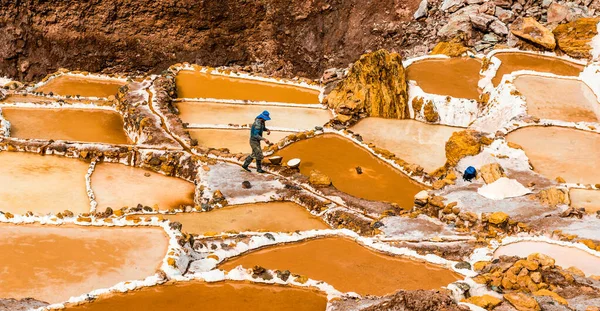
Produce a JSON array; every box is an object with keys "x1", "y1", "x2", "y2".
[
  {"x1": 504, "y1": 292, "x2": 541, "y2": 311},
  {"x1": 0, "y1": 298, "x2": 49, "y2": 311},
  {"x1": 527, "y1": 253, "x2": 555, "y2": 267},
  {"x1": 560, "y1": 207, "x2": 584, "y2": 219},
  {"x1": 332, "y1": 289, "x2": 468, "y2": 311},
  {"x1": 415, "y1": 190, "x2": 429, "y2": 206},
  {"x1": 455, "y1": 261, "x2": 472, "y2": 269},
  {"x1": 309, "y1": 169, "x2": 332, "y2": 186},
  {"x1": 423, "y1": 101, "x2": 440, "y2": 122},
  {"x1": 439, "y1": 11, "x2": 474, "y2": 40},
  {"x1": 251, "y1": 266, "x2": 273, "y2": 280},
  {"x1": 553, "y1": 18, "x2": 600, "y2": 58},
  {"x1": 494, "y1": 0, "x2": 513, "y2": 9},
  {"x1": 169, "y1": 221, "x2": 183, "y2": 231},
  {"x1": 212, "y1": 190, "x2": 225, "y2": 200},
  {"x1": 464, "y1": 295, "x2": 503, "y2": 310},
  {"x1": 275, "y1": 269, "x2": 291, "y2": 281},
  {"x1": 441, "y1": 0, "x2": 465, "y2": 12},
  {"x1": 480, "y1": 163, "x2": 506, "y2": 184},
  {"x1": 510, "y1": 17, "x2": 556, "y2": 50},
  {"x1": 495, "y1": 7, "x2": 515, "y2": 23},
  {"x1": 536, "y1": 187, "x2": 569, "y2": 206},
  {"x1": 533, "y1": 289, "x2": 568, "y2": 305},
  {"x1": 445, "y1": 130, "x2": 486, "y2": 166},
  {"x1": 414, "y1": 0, "x2": 429, "y2": 19},
  {"x1": 470, "y1": 13, "x2": 496, "y2": 30},
  {"x1": 488, "y1": 211, "x2": 509, "y2": 225},
  {"x1": 547, "y1": 3, "x2": 569, "y2": 24},
  {"x1": 325, "y1": 49, "x2": 409, "y2": 120},
  {"x1": 490, "y1": 20, "x2": 509, "y2": 35},
  {"x1": 430, "y1": 40, "x2": 470, "y2": 56}
]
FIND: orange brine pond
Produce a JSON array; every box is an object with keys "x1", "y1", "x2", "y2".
[
  {"x1": 165, "y1": 202, "x2": 329, "y2": 233},
  {"x1": 175, "y1": 70, "x2": 320, "y2": 104},
  {"x1": 506, "y1": 127, "x2": 600, "y2": 184},
  {"x1": 569, "y1": 189, "x2": 600, "y2": 214},
  {"x1": 350, "y1": 118, "x2": 460, "y2": 173},
  {"x1": 0, "y1": 94, "x2": 108, "y2": 106},
  {"x1": 0, "y1": 151, "x2": 90, "y2": 215},
  {"x1": 220, "y1": 237, "x2": 461, "y2": 295},
  {"x1": 62, "y1": 281, "x2": 327, "y2": 311},
  {"x1": 188, "y1": 129, "x2": 292, "y2": 153},
  {"x1": 176, "y1": 102, "x2": 332, "y2": 130},
  {"x1": 492, "y1": 52, "x2": 584, "y2": 86},
  {"x1": 35, "y1": 75, "x2": 125, "y2": 98},
  {"x1": 275, "y1": 134, "x2": 425, "y2": 208},
  {"x1": 406, "y1": 57, "x2": 482, "y2": 100},
  {"x1": 91, "y1": 163, "x2": 195, "y2": 212},
  {"x1": 514, "y1": 75, "x2": 599, "y2": 123},
  {"x1": 0, "y1": 224, "x2": 168, "y2": 303},
  {"x1": 2, "y1": 107, "x2": 130, "y2": 144}
]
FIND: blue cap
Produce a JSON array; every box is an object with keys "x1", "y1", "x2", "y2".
[{"x1": 257, "y1": 110, "x2": 271, "y2": 121}]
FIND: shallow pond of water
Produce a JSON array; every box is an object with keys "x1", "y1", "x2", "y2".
[
  {"x1": 492, "y1": 52, "x2": 584, "y2": 86},
  {"x1": 91, "y1": 163, "x2": 195, "y2": 211},
  {"x1": 220, "y1": 237, "x2": 461, "y2": 295},
  {"x1": 494, "y1": 241, "x2": 600, "y2": 276},
  {"x1": 275, "y1": 134, "x2": 425, "y2": 208},
  {"x1": 188, "y1": 129, "x2": 292, "y2": 153},
  {"x1": 0, "y1": 152, "x2": 90, "y2": 215},
  {"x1": 0, "y1": 94, "x2": 108, "y2": 106},
  {"x1": 407, "y1": 57, "x2": 481, "y2": 100},
  {"x1": 2, "y1": 107, "x2": 130, "y2": 144},
  {"x1": 0, "y1": 224, "x2": 168, "y2": 303},
  {"x1": 506, "y1": 127, "x2": 600, "y2": 184},
  {"x1": 35, "y1": 76, "x2": 125, "y2": 98},
  {"x1": 175, "y1": 70, "x2": 320, "y2": 104},
  {"x1": 62, "y1": 281, "x2": 327, "y2": 311},
  {"x1": 350, "y1": 118, "x2": 460, "y2": 173},
  {"x1": 176, "y1": 102, "x2": 331, "y2": 130},
  {"x1": 569, "y1": 189, "x2": 600, "y2": 214},
  {"x1": 165, "y1": 202, "x2": 328, "y2": 233},
  {"x1": 514, "y1": 75, "x2": 599, "y2": 123}
]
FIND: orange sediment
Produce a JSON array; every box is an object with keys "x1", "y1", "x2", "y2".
[
  {"x1": 407, "y1": 57, "x2": 482, "y2": 100},
  {"x1": 35, "y1": 75, "x2": 125, "y2": 98},
  {"x1": 492, "y1": 52, "x2": 583, "y2": 86}
]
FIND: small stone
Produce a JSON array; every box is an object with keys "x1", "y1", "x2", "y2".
[
  {"x1": 455, "y1": 261, "x2": 472, "y2": 270},
  {"x1": 276, "y1": 269, "x2": 291, "y2": 281},
  {"x1": 566, "y1": 266, "x2": 585, "y2": 277},
  {"x1": 464, "y1": 295, "x2": 503, "y2": 310},
  {"x1": 264, "y1": 233, "x2": 275, "y2": 241},
  {"x1": 488, "y1": 212, "x2": 509, "y2": 225},
  {"x1": 169, "y1": 221, "x2": 183, "y2": 231},
  {"x1": 547, "y1": 3, "x2": 569, "y2": 23},
  {"x1": 355, "y1": 166, "x2": 363, "y2": 174},
  {"x1": 504, "y1": 292, "x2": 540, "y2": 311},
  {"x1": 242, "y1": 181, "x2": 252, "y2": 189},
  {"x1": 144, "y1": 172, "x2": 151, "y2": 177},
  {"x1": 309, "y1": 170, "x2": 332, "y2": 186}
]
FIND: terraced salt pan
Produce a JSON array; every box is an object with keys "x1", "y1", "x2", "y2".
[
  {"x1": 275, "y1": 134, "x2": 425, "y2": 208},
  {"x1": 492, "y1": 52, "x2": 584, "y2": 86},
  {"x1": 0, "y1": 224, "x2": 168, "y2": 303},
  {"x1": 514, "y1": 75, "x2": 599, "y2": 123},
  {"x1": 350, "y1": 118, "x2": 460, "y2": 173},
  {"x1": 165, "y1": 202, "x2": 328, "y2": 233},
  {"x1": 177, "y1": 102, "x2": 332, "y2": 130},
  {"x1": 570, "y1": 189, "x2": 600, "y2": 214},
  {"x1": 175, "y1": 70, "x2": 320, "y2": 104},
  {"x1": 0, "y1": 94, "x2": 107, "y2": 106},
  {"x1": 0, "y1": 152, "x2": 90, "y2": 215},
  {"x1": 220, "y1": 237, "x2": 461, "y2": 295},
  {"x1": 494, "y1": 241, "x2": 600, "y2": 276},
  {"x1": 62, "y1": 281, "x2": 327, "y2": 311},
  {"x1": 91, "y1": 163, "x2": 195, "y2": 211},
  {"x1": 406, "y1": 57, "x2": 481, "y2": 100},
  {"x1": 35, "y1": 75, "x2": 125, "y2": 98},
  {"x1": 188, "y1": 129, "x2": 292, "y2": 153},
  {"x1": 2, "y1": 107, "x2": 130, "y2": 144},
  {"x1": 506, "y1": 127, "x2": 600, "y2": 184}
]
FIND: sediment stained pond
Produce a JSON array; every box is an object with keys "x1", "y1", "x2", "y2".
[
  {"x1": 220, "y1": 237, "x2": 461, "y2": 295},
  {"x1": 165, "y1": 202, "x2": 329, "y2": 233},
  {"x1": 569, "y1": 189, "x2": 600, "y2": 214},
  {"x1": 275, "y1": 134, "x2": 425, "y2": 208},
  {"x1": 0, "y1": 94, "x2": 108, "y2": 106},
  {"x1": 35, "y1": 75, "x2": 125, "y2": 98},
  {"x1": 92, "y1": 163, "x2": 195, "y2": 211},
  {"x1": 0, "y1": 152, "x2": 90, "y2": 215},
  {"x1": 506, "y1": 126, "x2": 600, "y2": 184},
  {"x1": 188, "y1": 129, "x2": 292, "y2": 153},
  {"x1": 0, "y1": 224, "x2": 168, "y2": 303},
  {"x1": 492, "y1": 52, "x2": 584, "y2": 86},
  {"x1": 406, "y1": 57, "x2": 481, "y2": 100},
  {"x1": 175, "y1": 70, "x2": 320, "y2": 104},
  {"x1": 350, "y1": 118, "x2": 460, "y2": 173},
  {"x1": 2, "y1": 107, "x2": 130, "y2": 144}
]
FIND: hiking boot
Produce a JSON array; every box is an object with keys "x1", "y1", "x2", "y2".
[
  {"x1": 242, "y1": 156, "x2": 253, "y2": 172},
  {"x1": 256, "y1": 161, "x2": 266, "y2": 174}
]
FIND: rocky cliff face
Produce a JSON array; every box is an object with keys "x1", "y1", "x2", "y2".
[{"x1": 0, "y1": 0, "x2": 422, "y2": 81}]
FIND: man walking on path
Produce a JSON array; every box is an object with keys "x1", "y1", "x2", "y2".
[{"x1": 242, "y1": 110, "x2": 271, "y2": 173}]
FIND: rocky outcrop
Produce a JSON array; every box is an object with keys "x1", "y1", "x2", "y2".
[
  {"x1": 325, "y1": 49, "x2": 409, "y2": 122},
  {"x1": 553, "y1": 18, "x2": 600, "y2": 58},
  {"x1": 430, "y1": 40, "x2": 470, "y2": 57},
  {"x1": 330, "y1": 289, "x2": 468, "y2": 311},
  {"x1": 444, "y1": 130, "x2": 490, "y2": 167},
  {"x1": 0, "y1": 298, "x2": 49, "y2": 311},
  {"x1": 510, "y1": 17, "x2": 556, "y2": 50}
]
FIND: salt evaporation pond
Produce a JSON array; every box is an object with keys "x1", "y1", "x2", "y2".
[
  {"x1": 165, "y1": 202, "x2": 329, "y2": 233},
  {"x1": 63, "y1": 281, "x2": 327, "y2": 311},
  {"x1": 506, "y1": 127, "x2": 600, "y2": 184},
  {"x1": 176, "y1": 102, "x2": 332, "y2": 130},
  {"x1": 220, "y1": 237, "x2": 460, "y2": 295},
  {"x1": 0, "y1": 224, "x2": 168, "y2": 303},
  {"x1": 175, "y1": 70, "x2": 320, "y2": 104},
  {"x1": 188, "y1": 129, "x2": 292, "y2": 153},
  {"x1": 35, "y1": 75, "x2": 125, "y2": 98},
  {"x1": 2, "y1": 107, "x2": 130, "y2": 144},
  {"x1": 570, "y1": 189, "x2": 600, "y2": 214},
  {"x1": 514, "y1": 75, "x2": 599, "y2": 123},
  {"x1": 0, "y1": 94, "x2": 108, "y2": 106},
  {"x1": 92, "y1": 163, "x2": 195, "y2": 211},
  {"x1": 406, "y1": 57, "x2": 481, "y2": 100},
  {"x1": 350, "y1": 118, "x2": 460, "y2": 173},
  {"x1": 0, "y1": 152, "x2": 90, "y2": 215},
  {"x1": 275, "y1": 134, "x2": 425, "y2": 208},
  {"x1": 492, "y1": 52, "x2": 584, "y2": 86},
  {"x1": 494, "y1": 241, "x2": 600, "y2": 276}
]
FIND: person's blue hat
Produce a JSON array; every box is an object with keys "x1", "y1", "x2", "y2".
[{"x1": 257, "y1": 110, "x2": 271, "y2": 121}]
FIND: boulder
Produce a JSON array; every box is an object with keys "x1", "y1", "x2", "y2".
[
  {"x1": 553, "y1": 18, "x2": 600, "y2": 58},
  {"x1": 527, "y1": 253, "x2": 555, "y2": 267},
  {"x1": 464, "y1": 295, "x2": 503, "y2": 310},
  {"x1": 441, "y1": 0, "x2": 464, "y2": 12},
  {"x1": 430, "y1": 40, "x2": 470, "y2": 57},
  {"x1": 414, "y1": 0, "x2": 428, "y2": 19},
  {"x1": 547, "y1": 3, "x2": 569, "y2": 24},
  {"x1": 325, "y1": 50, "x2": 409, "y2": 120},
  {"x1": 510, "y1": 17, "x2": 556, "y2": 50},
  {"x1": 479, "y1": 163, "x2": 506, "y2": 184},
  {"x1": 445, "y1": 130, "x2": 486, "y2": 166},
  {"x1": 470, "y1": 13, "x2": 496, "y2": 30},
  {"x1": 438, "y1": 11, "x2": 474, "y2": 40},
  {"x1": 495, "y1": 7, "x2": 515, "y2": 23},
  {"x1": 309, "y1": 170, "x2": 332, "y2": 186},
  {"x1": 494, "y1": 0, "x2": 513, "y2": 8},
  {"x1": 488, "y1": 211, "x2": 509, "y2": 225},
  {"x1": 490, "y1": 20, "x2": 509, "y2": 35},
  {"x1": 504, "y1": 292, "x2": 541, "y2": 311}
]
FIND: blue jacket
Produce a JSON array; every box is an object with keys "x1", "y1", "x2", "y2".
[{"x1": 250, "y1": 118, "x2": 267, "y2": 141}]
